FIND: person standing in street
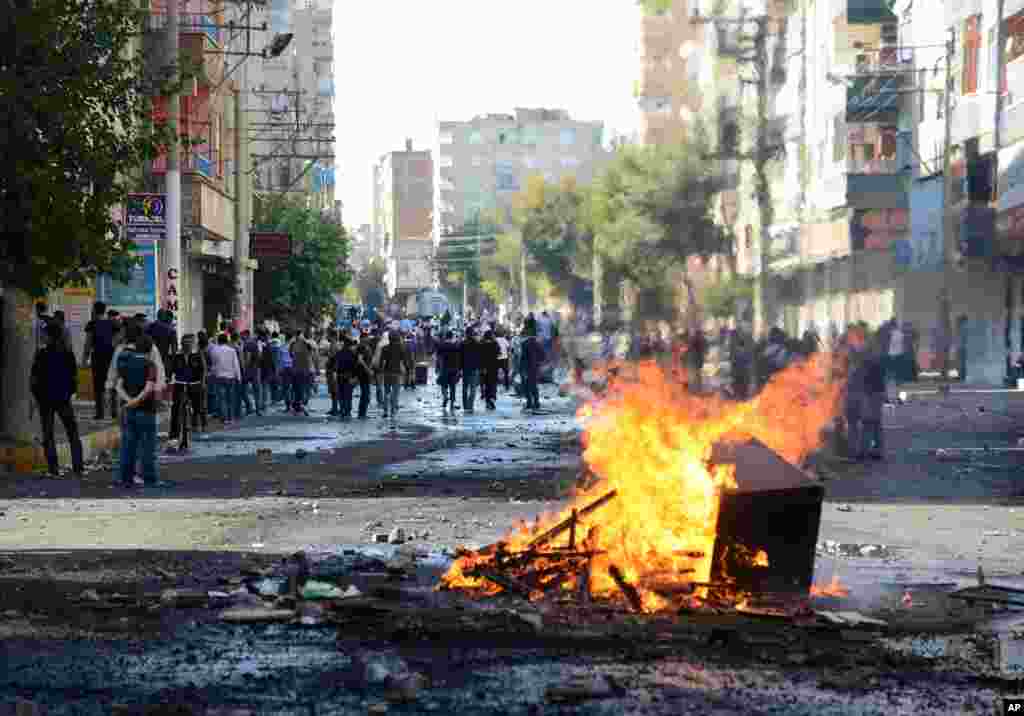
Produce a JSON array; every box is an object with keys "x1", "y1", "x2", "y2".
[
  {"x1": 480, "y1": 330, "x2": 500, "y2": 411},
  {"x1": 519, "y1": 322, "x2": 543, "y2": 412},
  {"x1": 146, "y1": 309, "x2": 177, "y2": 371},
  {"x1": 31, "y1": 321, "x2": 85, "y2": 477},
  {"x1": 83, "y1": 301, "x2": 116, "y2": 420},
  {"x1": 331, "y1": 334, "x2": 359, "y2": 419},
  {"x1": 436, "y1": 330, "x2": 462, "y2": 412},
  {"x1": 460, "y1": 327, "x2": 482, "y2": 413},
  {"x1": 495, "y1": 329, "x2": 511, "y2": 392},
  {"x1": 241, "y1": 330, "x2": 263, "y2": 417},
  {"x1": 325, "y1": 329, "x2": 342, "y2": 416},
  {"x1": 373, "y1": 324, "x2": 413, "y2": 419},
  {"x1": 289, "y1": 330, "x2": 317, "y2": 415},
  {"x1": 115, "y1": 334, "x2": 165, "y2": 488},
  {"x1": 168, "y1": 333, "x2": 207, "y2": 442},
  {"x1": 355, "y1": 331, "x2": 374, "y2": 419},
  {"x1": 208, "y1": 333, "x2": 242, "y2": 424}
]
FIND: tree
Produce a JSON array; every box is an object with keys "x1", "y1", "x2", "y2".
[
  {"x1": 590, "y1": 137, "x2": 728, "y2": 302},
  {"x1": 514, "y1": 175, "x2": 594, "y2": 305},
  {"x1": 0, "y1": 0, "x2": 185, "y2": 296},
  {"x1": 253, "y1": 195, "x2": 350, "y2": 326},
  {"x1": 701, "y1": 274, "x2": 754, "y2": 320}
]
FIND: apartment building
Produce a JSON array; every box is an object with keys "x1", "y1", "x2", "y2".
[
  {"x1": 636, "y1": 0, "x2": 707, "y2": 146},
  {"x1": 248, "y1": 0, "x2": 335, "y2": 207},
  {"x1": 433, "y1": 108, "x2": 606, "y2": 240},
  {"x1": 374, "y1": 140, "x2": 434, "y2": 301},
  {"x1": 702, "y1": 0, "x2": 1024, "y2": 383}
]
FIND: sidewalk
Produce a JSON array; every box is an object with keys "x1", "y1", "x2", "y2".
[{"x1": 0, "y1": 400, "x2": 168, "y2": 474}]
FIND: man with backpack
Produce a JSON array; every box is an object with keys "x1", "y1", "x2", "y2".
[
  {"x1": 83, "y1": 301, "x2": 116, "y2": 420},
  {"x1": 31, "y1": 321, "x2": 85, "y2": 477},
  {"x1": 116, "y1": 333, "x2": 165, "y2": 488},
  {"x1": 241, "y1": 330, "x2": 263, "y2": 417}
]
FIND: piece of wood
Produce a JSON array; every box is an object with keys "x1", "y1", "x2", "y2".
[
  {"x1": 608, "y1": 565, "x2": 643, "y2": 613},
  {"x1": 950, "y1": 585, "x2": 1024, "y2": 607},
  {"x1": 471, "y1": 568, "x2": 533, "y2": 599},
  {"x1": 528, "y1": 490, "x2": 618, "y2": 549}
]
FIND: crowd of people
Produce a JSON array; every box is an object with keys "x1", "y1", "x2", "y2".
[{"x1": 28, "y1": 300, "x2": 566, "y2": 484}]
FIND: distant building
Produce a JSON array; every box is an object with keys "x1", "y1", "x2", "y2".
[
  {"x1": 433, "y1": 108, "x2": 607, "y2": 241},
  {"x1": 373, "y1": 139, "x2": 434, "y2": 301}
]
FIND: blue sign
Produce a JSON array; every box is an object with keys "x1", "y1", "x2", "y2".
[{"x1": 99, "y1": 238, "x2": 158, "y2": 314}]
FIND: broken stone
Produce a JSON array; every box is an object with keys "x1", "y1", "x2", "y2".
[
  {"x1": 15, "y1": 699, "x2": 44, "y2": 716},
  {"x1": 154, "y1": 567, "x2": 177, "y2": 580},
  {"x1": 388, "y1": 527, "x2": 407, "y2": 545},
  {"x1": 160, "y1": 589, "x2": 211, "y2": 608},
  {"x1": 836, "y1": 504, "x2": 853, "y2": 512},
  {"x1": 79, "y1": 589, "x2": 102, "y2": 602},
  {"x1": 384, "y1": 672, "x2": 429, "y2": 703},
  {"x1": 366, "y1": 704, "x2": 388, "y2": 715},
  {"x1": 545, "y1": 674, "x2": 618, "y2": 703},
  {"x1": 219, "y1": 607, "x2": 295, "y2": 623},
  {"x1": 297, "y1": 601, "x2": 327, "y2": 625}
]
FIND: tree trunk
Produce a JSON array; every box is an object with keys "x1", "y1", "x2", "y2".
[{"x1": 0, "y1": 287, "x2": 37, "y2": 443}]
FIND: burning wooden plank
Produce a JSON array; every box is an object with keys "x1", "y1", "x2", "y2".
[
  {"x1": 527, "y1": 490, "x2": 618, "y2": 549},
  {"x1": 608, "y1": 565, "x2": 643, "y2": 612}
]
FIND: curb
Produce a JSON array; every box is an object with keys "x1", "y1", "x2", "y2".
[{"x1": 0, "y1": 424, "x2": 122, "y2": 474}]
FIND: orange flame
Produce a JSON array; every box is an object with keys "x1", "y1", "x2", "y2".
[
  {"x1": 809, "y1": 575, "x2": 850, "y2": 598},
  {"x1": 441, "y1": 353, "x2": 843, "y2": 612}
]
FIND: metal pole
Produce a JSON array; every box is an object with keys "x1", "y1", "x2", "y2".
[
  {"x1": 234, "y1": 2, "x2": 250, "y2": 331},
  {"x1": 992, "y1": 0, "x2": 1008, "y2": 381},
  {"x1": 752, "y1": 16, "x2": 770, "y2": 339},
  {"x1": 165, "y1": 0, "x2": 182, "y2": 331},
  {"x1": 520, "y1": 240, "x2": 529, "y2": 317},
  {"x1": 939, "y1": 32, "x2": 955, "y2": 385}
]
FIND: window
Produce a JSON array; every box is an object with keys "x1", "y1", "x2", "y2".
[
  {"x1": 439, "y1": 131, "x2": 454, "y2": 144},
  {"x1": 862, "y1": 143, "x2": 875, "y2": 161},
  {"x1": 832, "y1": 114, "x2": 846, "y2": 162},
  {"x1": 879, "y1": 127, "x2": 897, "y2": 160},
  {"x1": 468, "y1": 130, "x2": 483, "y2": 145},
  {"x1": 520, "y1": 125, "x2": 539, "y2": 145},
  {"x1": 559, "y1": 157, "x2": 581, "y2": 169},
  {"x1": 496, "y1": 160, "x2": 519, "y2": 191},
  {"x1": 560, "y1": 128, "x2": 576, "y2": 146},
  {"x1": 963, "y1": 14, "x2": 981, "y2": 95},
  {"x1": 440, "y1": 155, "x2": 453, "y2": 168},
  {"x1": 593, "y1": 126, "x2": 603, "y2": 147}
]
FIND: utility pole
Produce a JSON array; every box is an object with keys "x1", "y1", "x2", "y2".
[
  {"x1": 939, "y1": 30, "x2": 955, "y2": 386},
  {"x1": 992, "y1": 0, "x2": 1009, "y2": 383},
  {"x1": 752, "y1": 15, "x2": 771, "y2": 339},
  {"x1": 520, "y1": 240, "x2": 528, "y2": 318},
  {"x1": 164, "y1": 0, "x2": 182, "y2": 331}
]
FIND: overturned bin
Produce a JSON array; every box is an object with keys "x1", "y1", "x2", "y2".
[{"x1": 709, "y1": 439, "x2": 824, "y2": 596}]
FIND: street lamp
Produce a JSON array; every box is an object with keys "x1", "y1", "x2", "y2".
[{"x1": 265, "y1": 32, "x2": 293, "y2": 59}]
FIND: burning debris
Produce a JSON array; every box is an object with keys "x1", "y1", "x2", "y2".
[{"x1": 440, "y1": 356, "x2": 842, "y2": 614}]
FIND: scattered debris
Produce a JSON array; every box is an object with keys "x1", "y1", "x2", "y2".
[
  {"x1": 374, "y1": 534, "x2": 390, "y2": 544},
  {"x1": 951, "y1": 584, "x2": 1024, "y2": 608},
  {"x1": 219, "y1": 607, "x2": 295, "y2": 623},
  {"x1": 835, "y1": 504, "x2": 854, "y2": 512},
  {"x1": 160, "y1": 589, "x2": 210, "y2": 608},
  {"x1": 300, "y1": 580, "x2": 346, "y2": 600},
  {"x1": 79, "y1": 589, "x2": 102, "y2": 603},
  {"x1": 545, "y1": 674, "x2": 619, "y2": 704},
  {"x1": 815, "y1": 611, "x2": 887, "y2": 628},
  {"x1": 388, "y1": 527, "x2": 407, "y2": 545}
]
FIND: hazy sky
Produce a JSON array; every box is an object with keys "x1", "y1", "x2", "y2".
[{"x1": 333, "y1": 0, "x2": 643, "y2": 228}]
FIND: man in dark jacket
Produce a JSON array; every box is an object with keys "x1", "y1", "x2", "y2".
[
  {"x1": 168, "y1": 333, "x2": 207, "y2": 444},
  {"x1": 460, "y1": 327, "x2": 483, "y2": 413},
  {"x1": 331, "y1": 336, "x2": 359, "y2": 419},
  {"x1": 435, "y1": 331, "x2": 462, "y2": 412},
  {"x1": 519, "y1": 323, "x2": 543, "y2": 411},
  {"x1": 83, "y1": 301, "x2": 116, "y2": 420},
  {"x1": 374, "y1": 327, "x2": 413, "y2": 418},
  {"x1": 31, "y1": 321, "x2": 85, "y2": 476},
  {"x1": 146, "y1": 309, "x2": 177, "y2": 370},
  {"x1": 480, "y1": 330, "x2": 501, "y2": 410}
]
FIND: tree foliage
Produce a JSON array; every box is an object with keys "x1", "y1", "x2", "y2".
[
  {"x1": 0, "y1": 0, "x2": 190, "y2": 296},
  {"x1": 254, "y1": 196, "x2": 350, "y2": 325},
  {"x1": 514, "y1": 175, "x2": 594, "y2": 303},
  {"x1": 701, "y1": 274, "x2": 754, "y2": 320},
  {"x1": 590, "y1": 138, "x2": 727, "y2": 287}
]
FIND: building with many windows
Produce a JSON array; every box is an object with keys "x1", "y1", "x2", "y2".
[
  {"x1": 373, "y1": 140, "x2": 434, "y2": 301},
  {"x1": 433, "y1": 108, "x2": 606, "y2": 241}
]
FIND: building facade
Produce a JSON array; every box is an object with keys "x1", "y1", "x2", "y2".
[
  {"x1": 373, "y1": 140, "x2": 434, "y2": 301},
  {"x1": 247, "y1": 0, "x2": 335, "y2": 206},
  {"x1": 699, "y1": 0, "x2": 1024, "y2": 383},
  {"x1": 433, "y1": 108, "x2": 606, "y2": 239}
]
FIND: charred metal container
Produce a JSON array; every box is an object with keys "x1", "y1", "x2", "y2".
[{"x1": 708, "y1": 439, "x2": 824, "y2": 595}]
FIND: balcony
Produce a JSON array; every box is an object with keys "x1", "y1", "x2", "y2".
[
  {"x1": 185, "y1": 178, "x2": 236, "y2": 244},
  {"x1": 152, "y1": 148, "x2": 223, "y2": 180},
  {"x1": 846, "y1": 157, "x2": 900, "y2": 175},
  {"x1": 146, "y1": 10, "x2": 222, "y2": 46}
]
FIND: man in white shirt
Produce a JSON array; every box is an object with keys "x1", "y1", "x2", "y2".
[
  {"x1": 208, "y1": 333, "x2": 242, "y2": 423},
  {"x1": 495, "y1": 330, "x2": 511, "y2": 391}
]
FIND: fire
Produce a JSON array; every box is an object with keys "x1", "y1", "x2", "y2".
[
  {"x1": 809, "y1": 575, "x2": 850, "y2": 598},
  {"x1": 441, "y1": 354, "x2": 843, "y2": 612}
]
